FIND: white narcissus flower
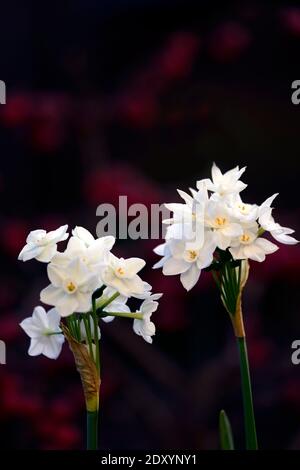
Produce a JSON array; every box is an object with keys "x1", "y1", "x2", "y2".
[
  {"x1": 133, "y1": 294, "x2": 162, "y2": 343},
  {"x1": 199, "y1": 162, "x2": 247, "y2": 197},
  {"x1": 40, "y1": 258, "x2": 99, "y2": 317},
  {"x1": 18, "y1": 225, "x2": 68, "y2": 262},
  {"x1": 20, "y1": 306, "x2": 64, "y2": 359},
  {"x1": 161, "y1": 237, "x2": 215, "y2": 291},
  {"x1": 227, "y1": 194, "x2": 258, "y2": 223},
  {"x1": 258, "y1": 194, "x2": 298, "y2": 245},
  {"x1": 164, "y1": 186, "x2": 207, "y2": 244},
  {"x1": 51, "y1": 233, "x2": 115, "y2": 276},
  {"x1": 229, "y1": 224, "x2": 279, "y2": 262},
  {"x1": 154, "y1": 163, "x2": 298, "y2": 291},
  {"x1": 205, "y1": 200, "x2": 243, "y2": 250},
  {"x1": 102, "y1": 253, "x2": 148, "y2": 298}
]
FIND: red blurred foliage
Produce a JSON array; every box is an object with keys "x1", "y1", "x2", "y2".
[
  {"x1": 1, "y1": 94, "x2": 33, "y2": 126},
  {"x1": 1, "y1": 219, "x2": 29, "y2": 257},
  {"x1": 280, "y1": 7, "x2": 300, "y2": 37},
  {"x1": 117, "y1": 32, "x2": 200, "y2": 127},
  {"x1": 84, "y1": 164, "x2": 162, "y2": 208},
  {"x1": 208, "y1": 22, "x2": 252, "y2": 62}
]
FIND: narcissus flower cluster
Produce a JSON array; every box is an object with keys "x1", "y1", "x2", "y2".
[
  {"x1": 154, "y1": 163, "x2": 298, "y2": 290},
  {"x1": 19, "y1": 226, "x2": 161, "y2": 359}
]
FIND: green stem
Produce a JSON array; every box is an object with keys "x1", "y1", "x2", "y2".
[
  {"x1": 100, "y1": 311, "x2": 143, "y2": 320},
  {"x1": 92, "y1": 298, "x2": 100, "y2": 375},
  {"x1": 96, "y1": 292, "x2": 120, "y2": 311},
  {"x1": 237, "y1": 337, "x2": 258, "y2": 450},
  {"x1": 87, "y1": 409, "x2": 98, "y2": 450},
  {"x1": 90, "y1": 299, "x2": 101, "y2": 451}
]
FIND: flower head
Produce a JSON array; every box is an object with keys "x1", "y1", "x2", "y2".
[
  {"x1": 20, "y1": 306, "x2": 64, "y2": 359},
  {"x1": 40, "y1": 258, "x2": 99, "y2": 317},
  {"x1": 133, "y1": 294, "x2": 162, "y2": 343},
  {"x1": 199, "y1": 162, "x2": 247, "y2": 196},
  {"x1": 18, "y1": 225, "x2": 68, "y2": 262},
  {"x1": 102, "y1": 253, "x2": 148, "y2": 298},
  {"x1": 154, "y1": 163, "x2": 298, "y2": 291},
  {"x1": 51, "y1": 232, "x2": 115, "y2": 277}
]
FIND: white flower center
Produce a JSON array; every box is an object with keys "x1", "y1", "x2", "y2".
[
  {"x1": 239, "y1": 233, "x2": 253, "y2": 244},
  {"x1": 115, "y1": 267, "x2": 126, "y2": 278},
  {"x1": 214, "y1": 216, "x2": 227, "y2": 227},
  {"x1": 184, "y1": 249, "x2": 199, "y2": 262},
  {"x1": 237, "y1": 203, "x2": 250, "y2": 214},
  {"x1": 63, "y1": 279, "x2": 78, "y2": 294}
]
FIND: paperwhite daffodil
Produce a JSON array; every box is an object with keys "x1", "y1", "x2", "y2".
[
  {"x1": 102, "y1": 253, "x2": 148, "y2": 298},
  {"x1": 229, "y1": 224, "x2": 278, "y2": 262},
  {"x1": 258, "y1": 195, "x2": 298, "y2": 245},
  {"x1": 51, "y1": 234, "x2": 115, "y2": 276},
  {"x1": 20, "y1": 306, "x2": 64, "y2": 359},
  {"x1": 154, "y1": 163, "x2": 298, "y2": 291},
  {"x1": 133, "y1": 294, "x2": 162, "y2": 343},
  {"x1": 205, "y1": 200, "x2": 243, "y2": 250},
  {"x1": 228, "y1": 194, "x2": 258, "y2": 223},
  {"x1": 199, "y1": 162, "x2": 247, "y2": 197},
  {"x1": 18, "y1": 225, "x2": 68, "y2": 263},
  {"x1": 161, "y1": 237, "x2": 215, "y2": 290},
  {"x1": 164, "y1": 186, "x2": 207, "y2": 243},
  {"x1": 40, "y1": 258, "x2": 99, "y2": 317}
]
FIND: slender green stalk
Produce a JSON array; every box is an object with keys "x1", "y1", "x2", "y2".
[
  {"x1": 85, "y1": 298, "x2": 101, "y2": 451},
  {"x1": 237, "y1": 337, "x2": 258, "y2": 450},
  {"x1": 101, "y1": 311, "x2": 143, "y2": 320},
  {"x1": 92, "y1": 298, "x2": 100, "y2": 376},
  {"x1": 97, "y1": 292, "x2": 120, "y2": 311},
  {"x1": 87, "y1": 410, "x2": 98, "y2": 450}
]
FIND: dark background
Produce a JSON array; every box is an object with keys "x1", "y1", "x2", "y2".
[{"x1": 0, "y1": 0, "x2": 299, "y2": 449}]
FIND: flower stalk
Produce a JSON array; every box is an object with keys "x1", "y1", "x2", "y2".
[
  {"x1": 237, "y1": 336, "x2": 257, "y2": 450},
  {"x1": 62, "y1": 324, "x2": 100, "y2": 450},
  {"x1": 213, "y1": 257, "x2": 258, "y2": 449}
]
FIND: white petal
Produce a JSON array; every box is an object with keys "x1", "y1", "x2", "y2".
[
  {"x1": 153, "y1": 243, "x2": 166, "y2": 256},
  {"x1": 28, "y1": 338, "x2": 44, "y2": 356},
  {"x1": 72, "y1": 226, "x2": 95, "y2": 246},
  {"x1": 42, "y1": 336, "x2": 64, "y2": 359},
  {"x1": 162, "y1": 257, "x2": 189, "y2": 275},
  {"x1": 180, "y1": 264, "x2": 201, "y2": 290},
  {"x1": 46, "y1": 225, "x2": 69, "y2": 243},
  {"x1": 47, "y1": 307, "x2": 62, "y2": 329},
  {"x1": 211, "y1": 162, "x2": 223, "y2": 184},
  {"x1": 47, "y1": 264, "x2": 64, "y2": 287},
  {"x1": 56, "y1": 296, "x2": 79, "y2": 317},
  {"x1": 75, "y1": 292, "x2": 93, "y2": 313},
  {"x1": 18, "y1": 244, "x2": 43, "y2": 261},
  {"x1": 177, "y1": 189, "x2": 193, "y2": 206},
  {"x1": 40, "y1": 285, "x2": 65, "y2": 306},
  {"x1": 101, "y1": 315, "x2": 115, "y2": 323},
  {"x1": 271, "y1": 229, "x2": 298, "y2": 245},
  {"x1": 153, "y1": 256, "x2": 168, "y2": 269},
  {"x1": 123, "y1": 257, "x2": 146, "y2": 277},
  {"x1": 26, "y1": 229, "x2": 46, "y2": 244},
  {"x1": 122, "y1": 275, "x2": 146, "y2": 296},
  {"x1": 35, "y1": 244, "x2": 57, "y2": 262},
  {"x1": 255, "y1": 237, "x2": 279, "y2": 254},
  {"x1": 222, "y1": 223, "x2": 243, "y2": 238},
  {"x1": 243, "y1": 244, "x2": 265, "y2": 262}
]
